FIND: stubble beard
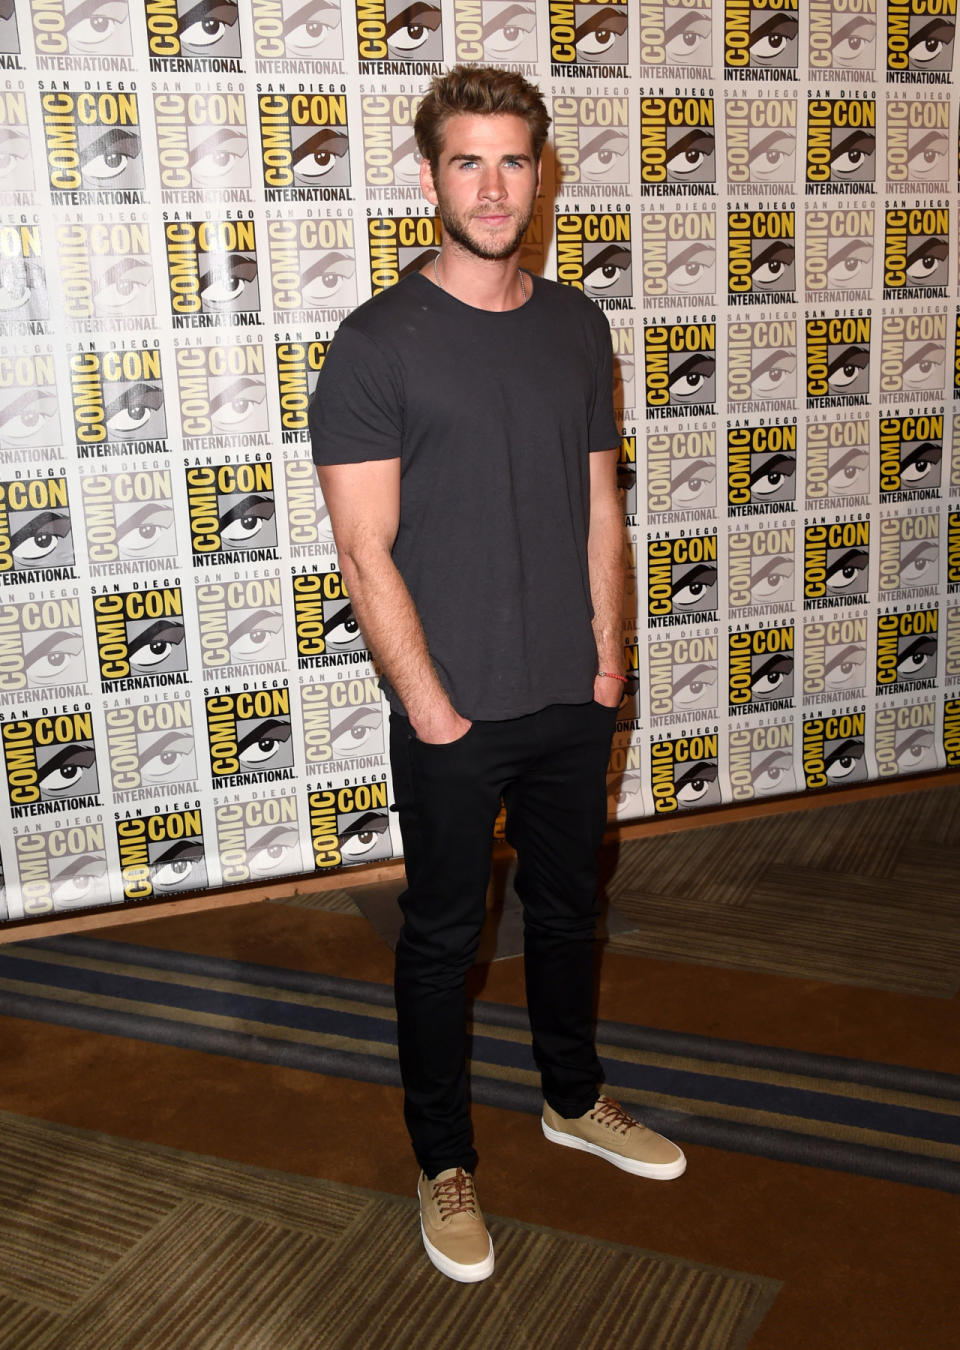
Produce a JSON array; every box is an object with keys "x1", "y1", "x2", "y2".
[{"x1": 434, "y1": 191, "x2": 535, "y2": 263}]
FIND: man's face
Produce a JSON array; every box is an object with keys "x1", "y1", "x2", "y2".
[{"x1": 420, "y1": 113, "x2": 540, "y2": 263}]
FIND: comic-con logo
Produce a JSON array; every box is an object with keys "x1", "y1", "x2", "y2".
[
  {"x1": 186, "y1": 462, "x2": 276, "y2": 565},
  {"x1": 308, "y1": 779, "x2": 391, "y2": 868},
  {"x1": 637, "y1": 97, "x2": 714, "y2": 193},
  {"x1": 650, "y1": 731, "x2": 720, "y2": 814},
  {"x1": 728, "y1": 623, "x2": 795, "y2": 711},
  {"x1": 268, "y1": 219, "x2": 356, "y2": 319},
  {"x1": 945, "y1": 695, "x2": 960, "y2": 764},
  {"x1": 875, "y1": 699, "x2": 939, "y2": 775},
  {"x1": 805, "y1": 316, "x2": 870, "y2": 406},
  {"x1": 0, "y1": 478, "x2": 75, "y2": 584},
  {"x1": 612, "y1": 324, "x2": 636, "y2": 420},
  {"x1": 804, "y1": 209, "x2": 874, "y2": 300},
  {"x1": 292, "y1": 570, "x2": 369, "y2": 669},
  {"x1": 879, "y1": 511, "x2": 940, "y2": 593},
  {"x1": 727, "y1": 321, "x2": 797, "y2": 410},
  {"x1": 805, "y1": 100, "x2": 876, "y2": 191},
  {"x1": 216, "y1": 794, "x2": 302, "y2": 885},
  {"x1": 947, "y1": 602, "x2": 960, "y2": 674},
  {"x1": 553, "y1": 95, "x2": 629, "y2": 192},
  {"x1": 69, "y1": 346, "x2": 166, "y2": 458},
  {"x1": 647, "y1": 531, "x2": 719, "y2": 625},
  {"x1": 805, "y1": 418, "x2": 871, "y2": 503},
  {"x1": 116, "y1": 808, "x2": 207, "y2": 900},
  {"x1": 728, "y1": 526, "x2": 797, "y2": 611},
  {"x1": 549, "y1": 1, "x2": 629, "y2": 74},
  {"x1": 14, "y1": 823, "x2": 111, "y2": 915},
  {"x1": 885, "y1": 99, "x2": 949, "y2": 190},
  {"x1": 454, "y1": 0, "x2": 538, "y2": 64},
  {"x1": 724, "y1": 0, "x2": 799, "y2": 73},
  {"x1": 0, "y1": 90, "x2": 34, "y2": 194},
  {"x1": 881, "y1": 311, "x2": 947, "y2": 399},
  {"x1": 40, "y1": 88, "x2": 143, "y2": 202},
  {"x1": 144, "y1": 0, "x2": 242, "y2": 70},
  {"x1": 647, "y1": 429, "x2": 717, "y2": 516},
  {"x1": 640, "y1": 211, "x2": 717, "y2": 307},
  {"x1": 0, "y1": 595, "x2": 87, "y2": 694},
  {"x1": 883, "y1": 208, "x2": 949, "y2": 298},
  {"x1": 196, "y1": 576, "x2": 286, "y2": 678},
  {"x1": 164, "y1": 217, "x2": 260, "y2": 327},
  {"x1": 92, "y1": 585, "x2": 187, "y2": 689},
  {"x1": 0, "y1": 223, "x2": 49, "y2": 331},
  {"x1": 205, "y1": 685, "x2": 293, "y2": 785},
  {"x1": 0, "y1": 0, "x2": 21, "y2": 56},
  {"x1": 258, "y1": 92, "x2": 350, "y2": 201},
  {"x1": 154, "y1": 91, "x2": 250, "y2": 199},
  {"x1": 879, "y1": 412, "x2": 943, "y2": 496},
  {"x1": 104, "y1": 697, "x2": 197, "y2": 797},
  {"x1": 0, "y1": 352, "x2": 60, "y2": 453},
  {"x1": 727, "y1": 209, "x2": 795, "y2": 304},
  {"x1": 618, "y1": 431, "x2": 637, "y2": 514},
  {"x1": 949, "y1": 509, "x2": 960, "y2": 590},
  {"x1": 300, "y1": 675, "x2": 385, "y2": 770},
  {"x1": 725, "y1": 98, "x2": 798, "y2": 187},
  {"x1": 556, "y1": 212, "x2": 632, "y2": 309},
  {"x1": 283, "y1": 454, "x2": 334, "y2": 557},
  {"x1": 176, "y1": 342, "x2": 269, "y2": 446},
  {"x1": 251, "y1": 0, "x2": 345, "y2": 66},
  {"x1": 354, "y1": 0, "x2": 443, "y2": 68},
  {"x1": 638, "y1": 0, "x2": 712, "y2": 70},
  {"x1": 82, "y1": 469, "x2": 177, "y2": 572},
  {"x1": 729, "y1": 721, "x2": 796, "y2": 799},
  {"x1": 726, "y1": 424, "x2": 797, "y2": 513},
  {"x1": 1, "y1": 709, "x2": 99, "y2": 814},
  {"x1": 803, "y1": 616, "x2": 868, "y2": 702},
  {"x1": 360, "y1": 92, "x2": 423, "y2": 193},
  {"x1": 276, "y1": 340, "x2": 328, "y2": 444},
  {"x1": 56, "y1": 220, "x2": 155, "y2": 326},
  {"x1": 367, "y1": 214, "x2": 441, "y2": 294},
  {"x1": 642, "y1": 323, "x2": 715, "y2": 416},
  {"x1": 802, "y1": 711, "x2": 867, "y2": 789},
  {"x1": 887, "y1": 0, "x2": 956, "y2": 79},
  {"x1": 803, "y1": 519, "x2": 870, "y2": 608},
  {"x1": 875, "y1": 606, "x2": 938, "y2": 690},
  {"x1": 808, "y1": 0, "x2": 877, "y2": 72},
  {"x1": 648, "y1": 633, "x2": 719, "y2": 722},
  {"x1": 30, "y1": 0, "x2": 131, "y2": 65}
]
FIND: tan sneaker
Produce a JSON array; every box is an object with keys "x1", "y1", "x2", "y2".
[
  {"x1": 417, "y1": 1167, "x2": 495, "y2": 1282},
  {"x1": 542, "y1": 1096, "x2": 687, "y2": 1180}
]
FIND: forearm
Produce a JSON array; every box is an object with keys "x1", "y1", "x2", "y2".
[{"x1": 588, "y1": 499, "x2": 627, "y2": 675}]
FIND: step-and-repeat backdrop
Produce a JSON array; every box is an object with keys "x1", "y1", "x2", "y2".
[{"x1": 1, "y1": 0, "x2": 959, "y2": 923}]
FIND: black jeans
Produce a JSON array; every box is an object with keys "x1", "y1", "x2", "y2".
[{"x1": 389, "y1": 700, "x2": 617, "y2": 1177}]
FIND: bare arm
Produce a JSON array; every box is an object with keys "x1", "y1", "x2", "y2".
[
  {"x1": 588, "y1": 447, "x2": 628, "y2": 707},
  {"x1": 316, "y1": 459, "x2": 470, "y2": 743}
]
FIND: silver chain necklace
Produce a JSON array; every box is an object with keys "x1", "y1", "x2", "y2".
[{"x1": 433, "y1": 252, "x2": 527, "y2": 303}]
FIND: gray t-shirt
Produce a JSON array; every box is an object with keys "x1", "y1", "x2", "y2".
[{"x1": 309, "y1": 271, "x2": 620, "y2": 721}]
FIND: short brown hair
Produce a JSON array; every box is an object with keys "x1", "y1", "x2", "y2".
[{"x1": 414, "y1": 65, "x2": 551, "y2": 172}]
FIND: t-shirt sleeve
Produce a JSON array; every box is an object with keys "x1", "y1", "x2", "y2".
[
  {"x1": 309, "y1": 324, "x2": 404, "y2": 467},
  {"x1": 587, "y1": 308, "x2": 621, "y2": 454}
]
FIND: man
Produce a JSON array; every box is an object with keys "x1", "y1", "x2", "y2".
[{"x1": 310, "y1": 66, "x2": 685, "y2": 1285}]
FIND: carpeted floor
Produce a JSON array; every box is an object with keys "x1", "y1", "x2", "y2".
[{"x1": 1, "y1": 784, "x2": 959, "y2": 1348}]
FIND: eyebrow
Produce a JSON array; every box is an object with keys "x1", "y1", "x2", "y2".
[
  {"x1": 10, "y1": 511, "x2": 71, "y2": 549},
  {"x1": 188, "y1": 126, "x2": 246, "y2": 168},
  {"x1": 284, "y1": 0, "x2": 338, "y2": 30},
  {"x1": 833, "y1": 14, "x2": 873, "y2": 42},
  {"x1": 66, "y1": 0, "x2": 125, "y2": 29},
  {"x1": 447, "y1": 151, "x2": 533, "y2": 165},
  {"x1": 117, "y1": 503, "x2": 172, "y2": 539},
  {"x1": 178, "y1": 0, "x2": 237, "y2": 33},
  {"x1": 208, "y1": 376, "x2": 263, "y2": 415},
  {"x1": 386, "y1": 3, "x2": 440, "y2": 38},
  {"x1": 104, "y1": 382, "x2": 162, "y2": 421}
]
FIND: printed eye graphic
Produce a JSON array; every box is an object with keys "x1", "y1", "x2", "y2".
[
  {"x1": 830, "y1": 130, "x2": 874, "y2": 178},
  {"x1": 331, "y1": 707, "x2": 382, "y2": 757},
  {"x1": 220, "y1": 494, "x2": 275, "y2": 547},
  {"x1": 905, "y1": 236, "x2": 947, "y2": 283},
  {"x1": 749, "y1": 13, "x2": 797, "y2": 61},
  {"x1": 826, "y1": 241, "x2": 872, "y2": 289},
  {"x1": 200, "y1": 253, "x2": 257, "y2": 308},
  {"x1": 152, "y1": 841, "x2": 204, "y2": 891},
  {"x1": 752, "y1": 750, "x2": 793, "y2": 795},
  {"x1": 248, "y1": 826, "x2": 300, "y2": 876},
  {"x1": 140, "y1": 731, "x2": 194, "y2": 783},
  {"x1": 899, "y1": 540, "x2": 938, "y2": 586},
  {"x1": 25, "y1": 632, "x2": 84, "y2": 685},
  {"x1": 385, "y1": 3, "x2": 440, "y2": 54},
  {"x1": 825, "y1": 548, "x2": 868, "y2": 591},
  {"x1": 902, "y1": 341, "x2": 944, "y2": 389},
  {"x1": 11, "y1": 511, "x2": 72, "y2": 566},
  {"x1": 325, "y1": 601, "x2": 362, "y2": 649},
  {"x1": 51, "y1": 855, "x2": 104, "y2": 907},
  {"x1": 832, "y1": 16, "x2": 874, "y2": 65},
  {"x1": 896, "y1": 730, "x2": 936, "y2": 770},
  {"x1": 95, "y1": 258, "x2": 153, "y2": 316},
  {"x1": 908, "y1": 17, "x2": 954, "y2": 63},
  {"x1": 673, "y1": 663, "x2": 717, "y2": 706},
  {"x1": 209, "y1": 377, "x2": 267, "y2": 432},
  {"x1": 128, "y1": 620, "x2": 185, "y2": 670},
  {"x1": 748, "y1": 131, "x2": 794, "y2": 181},
  {"x1": 906, "y1": 132, "x2": 947, "y2": 177},
  {"x1": 0, "y1": 126, "x2": 31, "y2": 185},
  {"x1": 238, "y1": 717, "x2": 291, "y2": 769},
  {"x1": 671, "y1": 460, "x2": 716, "y2": 507},
  {"x1": 751, "y1": 241, "x2": 794, "y2": 288},
  {"x1": 0, "y1": 390, "x2": 58, "y2": 446},
  {"x1": 827, "y1": 345, "x2": 868, "y2": 391},
  {"x1": 669, "y1": 353, "x2": 714, "y2": 401},
  {"x1": 580, "y1": 130, "x2": 628, "y2": 181},
  {"x1": 751, "y1": 349, "x2": 796, "y2": 397},
  {"x1": 190, "y1": 130, "x2": 248, "y2": 187},
  {"x1": 824, "y1": 643, "x2": 866, "y2": 688},
  {"x1": 752, "y1": 654, "x2": 793, "y2": 697},
  {"x1": 81, "y1": 129, "x2": 140, "y2": 182},
  {"x1": 671, "y1": 564, "x2": 717, "y2": 608},
  {"x1": 104, "y1": 381, "x2": 163, "y2": 437},
  {"x1": 674, "y1": 760, "x2": 718, "y2": 806},
  {"x1": 302, "y1": 250, "x2": 356, "y2": 306},
  {"x1": 38, "y1": 743, "x2": 95, "y2": 795},
  {"x1": 583, "y1": 245, "x2": 630, "y2": 292},
  {"x1": 483, "y1": 4, "x2": 535, "y2": 59},
  {"x1": 0, "y1": 258, "x2": 44, "y2": 312},
  {"x1": 293, "y1": 129, "x2": 348, "y2": 184},
  {"x1": 664, "y1": 9, "x2": 711, "y2": 63},
  {"x1": 751, "y1": 556, "x2": 794, "y2": 600},
  {"x1": 66, "y1": 0, "x2": 130, "y2": 52},
  {"x1": 826, "y1": 449, "x2": 868, "y2": 494},
  {"x1": 574, "y1": 6, "x2": 627, "y2": 61},
  {"x1": 667, "y1": 242, "x2": 714, "y2": 292},
  {"x1": 178, "y1": 0, "x2": 238, "y2": 49},
  {"x1": 665, "y1": 129, "x2": 713, "y2": 178},
  {"x1": 825, "y1": 737, "x2": 863, "y2": 781},
  {"x1": 750, "y1": 454, "x2": 795, "y2": 498},
  {"x1": 899, "y1": 440, "x2": 941, "y2": 487},
  {"x1": 897, "y1": 635, "x2": 936, "y2": 679},
  {"x1": 284, "y1": 0, "x2": 341, "y2": 57},
  {"x1": 117, "y1": 503, "x2": 175, "y2": 557},
  {"x1": 229, "y1": 608, "x2": 283, "y2": 662},
  {"x1": 339, "y1": 810, "x2": 388, "y2": 860}
]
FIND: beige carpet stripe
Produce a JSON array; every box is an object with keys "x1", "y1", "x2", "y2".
[{"x1": 0, "y1": 1297, "x2": 59, "y2": 1347}]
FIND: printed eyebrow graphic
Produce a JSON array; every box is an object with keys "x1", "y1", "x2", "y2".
[
  {"x1": 672, "y1": 460, "x2": 715, "y2": 494},
  {"x1": 751, "y1": 240, "x2": 794, "y2": 281},
  {"x1": 824, "y1": 643, "x2": 864, "y2": 681},
  {"x1": 10, "y1": 510, "x2": 71, "y2": 554},
  {"x1": 284, "y1": 0, "x2": 339, "y2": 32},
  {"x1": 750, "y1": 453, "x2": 795, "y2": 491},
  {"x1": 667, "y1": 241, "x2": 713, "y2": 280},
  {"x1": 673, "y1": 760, "x2": 717, "y2": 794},
  {"x1": 579, "y1": 128, "x2": 627, "y2": 167},
  {"x1": 668, "y1": 352, "x2": 714, "y2": 396},
  {"x1": 385, "y1": 4, "x2": 440, "y2": 38},
  {"x1": 749, "y1": 129, "x2": 793, "y2": 161},
  {"x1": 152, "y1": 839, "x2": 204, "y2": 871},
  {"x1": 907, "y1": 131, "x2": 947, "y2": 171},
  {"x1": 748, "y1": 12, "x2": 798, "y2": 54},
  {"x1": 127, "y1": 619, "x2": 185, "y2": 659},
  {"x1": 25, "y1": 631, "x2": 83, "y2": 680},
  {"x1": 826, "y1": 238, "x2": 871, "y2": 273},
  {"x1": 574, "y1": 7, "x2": 627, "y2": 42},
  {"x1": 673, "y1": 663, "x2": 715, "y2": 696},
  {"x1": 751, "y1": 554, "x2": 793, "y2": 587},
  {"x1": 340, "y1": 810, "x2": 388, "y2": 839},
  {"x1": 80, "y1": 128, "x2": 140, "y2": 169},
  {"x1": 117, "y1": 503, "x2": 173, "y2": 546},
  {"x1": 66, "y1": 0, "x2": 124, "y2": 29},
  {"x1": 897, "y1": 634, "x2": 936, "y2": 673},
  {"x1": 237, "y1": 718, "x2": 290, "y2": 753},
  {"x1": 827, "y1": 346, "x2": 868, "y2": 382},
  {"x1": 207, "y1": 379, "x2": 263, "y2": 418},
  {"x1": 900, "y1": 440, "x2": 941, "y2": 473},
  {"x1": 38, "y1": 743, "x2": 96, "y2": 792},
  {"x1": 227, "y1": 607, "x2": 282, "y2": 647},
  {"x1": 666, "y1": 128, "x2": 714, "y2": 174},
  {"x1": 909, "y1": 16, "x2": 954, "y2": 58},
  {"x1": 104, "y1": 382, "x2": 162, "y2": 423},
  {"x1": 901, "y1": 342, "x2": 942, "y2": 379},
  {"x1": 303, "y1": 251, "x2": 355, "y2": 287},
  {"x1": 294, "y1": 128, "x2": 348, "y2": 167},
  {"x1": 900, "y1": 540, "x2": 938, "y2": 576},
  {"x1": 199, "y1": 253, "x2": 258, "y2": 292},
  {"x1": 398, "y1": 248, "x2": 438, "y2": 280},
  {"x1": 483, "y1": 5, "x2": 533, "y2": 40},
  {"x1": 187, "y1": 127, "x2": 246, "y2": 167},
  {"x1": 671, "y1": 563, "x2": 717, "y2": 596},
  {"x1": 331, "y1": 706, "x2": 380, "y2": 739},
  {"x1": 98, "y1": 256, "x2": 150, "y2": 290},
  {"x1": 825, "y1": 549, "x2": 868, "y2": 588},
  {"x1": 325, "y1": 599, "x2": 358, "y2": 630},
  {"x1": 584, "y1": 244, "x2": 631, "y2": 281},
  {"x1": 140, "y1": 730, "x2": 193, "y2": 771},
  {"x1": 824, "y1": 738, "x2": 863, "y2": 775},
  {"x1": 0, "y1": 389, "x2": 57, "y2": 428},
  {"x1": 830, "y1": 129, "x2": 874, "y2": 171},
  {"x1": 751, "y1": 652, "x2": 793, "y2": 691},
  {"x1": 752, "y1": 748, "x2": 791, "y2": 778},
  {"x1": 219, "y1": 493, "x2": 274, "y2": 529},
  {"x1": 905, "y1": 236, "x2": 948, "y2": 277},
  {"x1": 0, "y1": 0, "x2": 15, "y2": 19},
  {"x1": 177, "y1": 0, "x2": 238, "y2": 35}
]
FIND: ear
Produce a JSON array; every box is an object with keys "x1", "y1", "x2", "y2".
[
  {"x1": 420, "y1": 156, "x2": 438, "y2": 205},
  {"x1": 536, "y1": 157, "x2": 542, "y2": 194}
]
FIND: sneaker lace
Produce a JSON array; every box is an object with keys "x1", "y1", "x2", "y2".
[
  {"x1": 590, "y1": 1096, "x2": 639, "y2": 1136},
  {"x1": 433, "y1": 1168, "x2": 479, "y2": 1219}
]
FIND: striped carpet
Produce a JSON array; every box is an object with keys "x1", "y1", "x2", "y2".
[{"x1": 1, "y1": 934, "x2": 958, "y2": 1194}]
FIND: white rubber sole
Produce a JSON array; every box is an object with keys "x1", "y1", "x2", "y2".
[
  {"x1": 420, "y1": 1223, "x2": 495, "y2": 1283},
  {"x1": 541, "y1": 1117, "x2": 687, "y2": 1180}
]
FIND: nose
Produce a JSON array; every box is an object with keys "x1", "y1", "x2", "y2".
[{"x1": 478, "y1": 165, "x2": 506, "y2": 200}]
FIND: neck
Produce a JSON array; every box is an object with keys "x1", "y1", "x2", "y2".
[{"x1": 427, "y1": 248, "x2": 528, "y2": 311}]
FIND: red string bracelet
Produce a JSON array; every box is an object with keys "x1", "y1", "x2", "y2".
[{"x1": 598, "y1": 671, "x2": 628, "y2": 683}]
